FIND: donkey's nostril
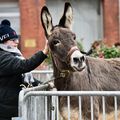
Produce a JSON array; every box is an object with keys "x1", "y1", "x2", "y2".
[
  {"x1": 73, "y1": 57, "x2": 79, "y2": 63},
  {"x1": 80, "y1": 56, "x2": 85, "y2": 61},
  {"x1": 73, "y1": 56, "x2": 85, "y2": 64}
]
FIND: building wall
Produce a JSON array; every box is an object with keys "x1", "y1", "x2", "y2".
[
  {"x1": 19, "y1": 0, "x2": 45, "y2": 58},
  {"x1": 0, "y1": 0, "x2": 20, "y2": 35},
  {"x1": 103, "y1": 0, "x2": 120, "y2": 46}
]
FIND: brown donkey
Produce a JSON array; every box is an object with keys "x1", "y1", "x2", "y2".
[{"x1": 41, "y1": 2, "x2": 120, "y2": 120}]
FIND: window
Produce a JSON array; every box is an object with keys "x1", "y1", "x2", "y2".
[{"x1": 0, "y1": 0, "x2": 20, "y2": 34}]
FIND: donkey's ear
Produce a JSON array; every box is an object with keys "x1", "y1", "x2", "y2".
[
  {"x1": 59, "y1": 2, "x2": 73, "y2": 30},
  {"x1": 41, "y1": 6, "x2": 53, "y2": 37}
]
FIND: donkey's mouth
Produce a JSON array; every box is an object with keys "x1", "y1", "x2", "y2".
[{"x1": 73, "y1": 66, "x2": 85, "y2": 72}]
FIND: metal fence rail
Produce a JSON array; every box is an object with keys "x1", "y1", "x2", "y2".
[
  {"x1": 19, "y1": 90, "x2": 120, "y2": 120},
  {"x1": 31, "y1": 70, "x2": 53, "y2": 83}
]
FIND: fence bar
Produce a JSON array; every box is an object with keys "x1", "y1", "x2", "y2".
[
  {"x1": 114, "y1": 96, "x2": 118, "y2": 120},
  {"x1": 34, "y1": 97, "x2": 37, "y2": 120},
  {"x1": 56, "y1": 96, "x2": 59, "y2": 120},
  {"x1": 67, "y1": 96, "x2": 70, "y2": 120},
  {"x1": 23, "y1": 99, "x2": 27, "y2": 120},
  {"x1": 32, "y1": 70, "x2": 53, "y2": 74},
  {"x1": 51, "y1": 96, "x2": 56, "y2": 120},
  {"x1": 23, "y1": 91, "x2": 120, "y2": 100},
  {"x1": 90, "y1": 96, "x2": 94, "y2": 120},
  {"x1": 79, "y1": 96, "x2": 82, "y2": 120},
  {"x1": 45, "y1": 96, "x2": 48, "y2": 120},
  {"x1": 102, "y1": 96, "x2": 106, "y2": 120}
]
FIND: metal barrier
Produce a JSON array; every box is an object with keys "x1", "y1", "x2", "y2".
[
  {"x1": 19, "y1": 90, "x2": 120, "y2": 120},
  {"x1": 17, "y1": 70, "x2": 120, "y2": 120},
  {"x1": 18, "y1": 85, "x2": 50, "y2": 120},
  {"x1": 31, "y1": 70, "x2": 53, "y2": 83},
  {"x1": 18, "y1": 70, "x2": 53, "y2": 120}
]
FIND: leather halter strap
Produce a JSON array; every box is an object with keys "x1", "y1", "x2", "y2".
[
  {"x1": 67, "y1": 46, "x2": 79, "y2": 58},
  {"x1": 51, "y1": 46, "x2": 79, "y2": 78}
]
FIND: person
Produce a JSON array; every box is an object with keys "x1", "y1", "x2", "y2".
[{"x1": 0, "y1": 19, "x2": 49, "y2": 120}]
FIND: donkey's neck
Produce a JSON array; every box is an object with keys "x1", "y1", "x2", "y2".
[
  {"x1": 52, "y1": 56, "x2": 70, "y2": 73},
  {"x1": 52, "y1": 58, "x2": 72, "y2": 90}
]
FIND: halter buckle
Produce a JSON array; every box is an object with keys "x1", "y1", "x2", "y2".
[
  {"x1": 60, "y1": 72, "x2": 66, "y2": 78},
  {"x1": 60, "y1": 70, "x2": 70, "y2": 78}
]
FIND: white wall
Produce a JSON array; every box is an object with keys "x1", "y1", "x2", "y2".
[
  {"x1": 46, "y1": 0, "x2": 103, "y2": 51},
  {"x1": 0, "y1": 0, "x2": 20, "y2": 34}
]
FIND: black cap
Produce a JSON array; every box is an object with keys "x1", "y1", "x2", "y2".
[{"x1": 0, "y1": 19, "x2": 18, "y2": 43}]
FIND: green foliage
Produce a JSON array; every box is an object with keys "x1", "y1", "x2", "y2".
[
  {"x1": 91, "y1": 45, "x2": 120, "y2": 58},
  {"x1": 44, "y1": 52, "x2": 52, "y2": 65},
  {"x1": 102, "y1": 46, "x2": 120, "y2": 58},
  {"x1": 77, "y1": 41, "x2": 84, "y2": 51}
]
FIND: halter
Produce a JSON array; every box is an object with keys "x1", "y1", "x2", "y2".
[
  {"x1": 67, "y1": 46, "x2": 80, "y2": 59},
  {"x1": 50, "y1": 46, "x2": 80, "y2": 79}
]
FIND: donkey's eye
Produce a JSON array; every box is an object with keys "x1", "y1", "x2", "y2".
[{"x1": 53, "y1": 40, "x2": 60, "y2": 45}]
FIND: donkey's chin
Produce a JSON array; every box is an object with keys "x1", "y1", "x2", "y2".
[{"x1": 72, "y1": 66, "x2": 85, "y2": 72}]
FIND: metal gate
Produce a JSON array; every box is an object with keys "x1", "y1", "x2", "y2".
[
  {"x1": 17, "y1": 70, "x2": 120, "y2": 120},
  {"x1": 18, "y1": 90, "x2": 120, "y2": 120}
]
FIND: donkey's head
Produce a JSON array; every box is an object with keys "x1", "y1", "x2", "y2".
[{"x1": 41, "y1": 2, "x2": 86, "y2": 72}]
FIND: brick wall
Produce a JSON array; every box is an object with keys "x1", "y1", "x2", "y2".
[
  {"x1": 19, "y1": 0, "x2": 47, "y2": 69},
  {"x1": 103, "y1": 0, "x2": 120, "y2": 46},
  {"x1": 19, "y1": 0, "x2": 46, "y2": 58}
]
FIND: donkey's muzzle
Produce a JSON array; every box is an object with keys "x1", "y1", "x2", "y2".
[{"x1": 70, "y1": 50, "x2": 86, "y2": 71}]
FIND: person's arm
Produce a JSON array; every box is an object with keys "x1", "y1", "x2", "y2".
[{"x1": 0, "y1": 51, "x2": 47, "y2": 76}]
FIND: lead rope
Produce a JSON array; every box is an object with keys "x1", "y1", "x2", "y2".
[
  {"x1": 20, "y1": 70, "x2": 70, "y2": 90},
  {"x1": 20, "y1": 83, "x2": 33, "y2": 89}
]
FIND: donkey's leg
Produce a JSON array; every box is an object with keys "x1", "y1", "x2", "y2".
[
  {"x1": 83, "y1": 106, "x2": 99, "y2": 120},
  {"x1": 83, "y1": 98, "x2": 99, "y2": 120}
]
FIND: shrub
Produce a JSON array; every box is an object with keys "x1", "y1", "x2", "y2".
[{"x1": 90, "y1": 45, "x2": 120, "y2": 58}]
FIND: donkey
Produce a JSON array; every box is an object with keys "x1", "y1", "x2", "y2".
[{"x1": 41, "y1": 2, "x2": 120, "y2": 120}]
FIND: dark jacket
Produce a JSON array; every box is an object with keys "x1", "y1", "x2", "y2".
[{"x1": 0, "y1": 48, "x2": 47, "y2": 118}]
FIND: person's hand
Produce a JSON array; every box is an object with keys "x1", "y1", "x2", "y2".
[{"x1": 43, "y1": 39, "x2": 49, "y2": 55}]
